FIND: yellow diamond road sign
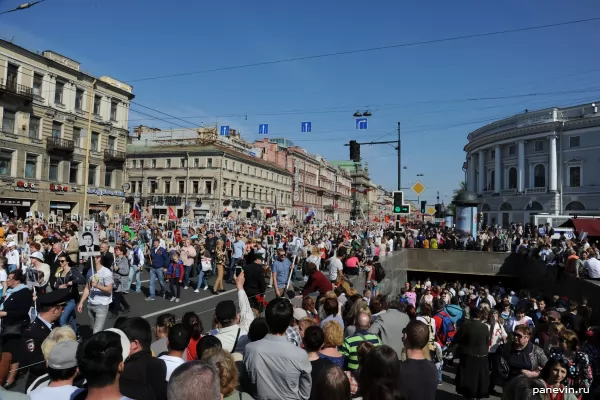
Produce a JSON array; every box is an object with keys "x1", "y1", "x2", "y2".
[
  {"x1": 411, "y1": 181, "x2": 426, "y2": 196},
  {"x1": 427, "y1": 207, "x2": 436, "y2": 216}
]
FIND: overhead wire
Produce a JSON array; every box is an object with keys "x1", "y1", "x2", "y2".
[{"x1": 124, "y1": 16, "x2": 600, "y2": 83}]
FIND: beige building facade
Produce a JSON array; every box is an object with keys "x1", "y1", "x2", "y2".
[
  {"x1": 0, "y1": 40, "x2": 133, "y2": 219},
  {"x1": 126, "y1": 129, "x2": 293, "y2": 219}
]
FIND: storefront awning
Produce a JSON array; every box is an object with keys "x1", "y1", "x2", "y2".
[{"x1": 559, "y1": 218, "x2": 600, "y2": 237}]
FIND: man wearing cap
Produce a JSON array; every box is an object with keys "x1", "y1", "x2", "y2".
[
  {"x1": 16, "y1": 289, "x2": 71, "y2": 389},
  {"x1": 5, "y1": 241, "x2": 20, "y2": 273},
  {"x1": 243, "y1": 252, "x2": 267, "y2": 310},
  {"x1": 28, "y1": 340, "x2": 83, "y2": 399}
]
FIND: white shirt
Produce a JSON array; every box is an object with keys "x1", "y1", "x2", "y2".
[
  {"x1": 328, "y1": 257, "x2": 343, "y2": 281},
  {"x1": 585, "y1": 257, "x2": 600, "y2": 279},
  {"x1": 213, "y1": 290, "x2": 255, "y2": 354},
  {"x1": 86, "y1": 266, "x2": 113, "y2": 306},
  {"x1": 29, "y1": 385, "x2": 84, "y2": 400},
  {"x1": 6, "y1": 249, "x2": 19, "y2": 267},
  {"x1": 159, "y1": 355, "x2": 185, "y2": 381}
]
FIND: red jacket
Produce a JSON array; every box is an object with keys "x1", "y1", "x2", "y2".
[{"x1": 302, "y1": 270, "x2": 333, "y2": 296}]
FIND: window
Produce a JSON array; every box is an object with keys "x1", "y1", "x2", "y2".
[
  {"x1": 230, "y1": 183, "x2": 234, "y2": 196},
  {"x1": 2, "y1": 110, "x2": 16, "y2": 133},
  {"x1": 49, "y1": 158, "x2": 59, "y2": 181},
  {"x1": 568, "y1": 166, "x2": 581, "y2": 187},
  {"x1": 178, "y1": 181, "x2": 185, "y2": 193},
  {"x1": 151, "y1": 159, "x2": 156, "y2": 168},
  {"x1": 254, "y1": 168, "x2": 257, "y2": 175},
  {"x1": 207, "y1": 158, "x2": 213, "y2": 168},
  {"x1": 534, "y1": 164, "x2": 546, "y2": 187},
  {"x1": 0, "y1": 150, "x2": 12, "y2": 175},
  {"x1": 166, "y1": 159, "x2": 171, "y2": 168},
  {"x1": 131, "y1": 160, "x2": 137, "y2": 169},
  {"x1": 508, "y1": 167, "x2": 517, "y2": 189},
  {"x1": 55, "y1": 82, "x2": 64, "y2": 104},
  {"x1": 29, "y1": 117, "x2": 40, "y2": 139},
  {"x1": 232, "y1": 162, "x2": 235, "y2": 171},
  {"x1": 88, "y1": 165, "x2": 97, "y2": 185},
  {"x1": 69, "y1": 162, "x2": 79, "y2": 184},
  {"x1": 489, "y1": 170, "x2": 495, "y2": 191},
  {"x1": 180, "y1": 158, "x2": 186, "y2": 168},
  {"x1": 25, "y1": 154, "x2": 37, "y2": 179},
  {"x1": 165, "y1": 180, "x2": 171, "y2": 193},
  {"x1": 51, "y1": 121, "x2": 62, "y2": 138},
  {"x1": 75, "y1": 89, "x2": 84, "y2": 110},
  {"x1": 508, "y1": 145, "x2": 516, "y2": 156},
  {"x1": 110, "y1": 101, "x2": 118, "y2": 121},
  {"x1": 192, "y1": 181, "x2": 199, "y2": 194},
  {"x1": 107, "y1": 136, "x2": 115, "y2": 151},
  {"x1": 491, "y1": 150, "x2": 495, "y2": 160},
  {"x1": 253, "y1": 188, "x2": 256, "y2": 199},
  {"x1": 238, "y1": 185, "x2": 242, "y2": 197},
  {"x1": 206, "y1": 181, "x2": 212, "y2": 194},
  {"x1": 140, "y1": 160, "x2": 144, "y2": 168},
  {"x1": 33, "y1": 74, "x2": 43, "y2": 97},
  {"x1": 105, "y1": 169, "x2": 113, "y2": 187},
  {"x1": 534, "y1": 140, "x2": 544, "y2": 151},
  {"x1": 194, "y1": 158, "x2": 199, "y2": 168},
  {"x1": 72, "y1": 127, "x2": 81, "y2": 147},
  {"x1": 224, "y1": 160, "x2": 228, "y2": 169},
  {"x1": 93, "y1": 96, "x2": 102, "y2": 115},
  {"x1": 91, "y1": 132, "x2": 99, "y2": 151},
  {"x1": 569, "y1": 136, "x2": 580, "y2": 148},
  {"x1": 150, "y1": 181, "x2": 157, "y2": 193}
]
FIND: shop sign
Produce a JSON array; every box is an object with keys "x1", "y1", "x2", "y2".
[
  {"x1": 87, "y1": 188, "x2": 125, "y2": 197},
  {"x1": 15, "y1": 181, "x2": 38, "y2": 193},
  {"x1": 50, "y1": 184, "x2": 69, "y2": 194},
  {"x1": 150, "y1": 196, "x2": 182, "y2": 206},
  {"x1": 0, "y1": 199, "x2": 29, "y2": 206}
]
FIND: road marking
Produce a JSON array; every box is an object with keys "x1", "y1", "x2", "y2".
[
  {"x1": 140, "y1": 289, "x2": 237, "y2": 319},
  {"x1": 79, "y1": 279, "x2": 150, "y2": 295}
]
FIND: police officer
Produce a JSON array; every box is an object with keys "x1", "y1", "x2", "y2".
[{"x1": 17, "y1": 288, "x2": 70, "y2": 388}]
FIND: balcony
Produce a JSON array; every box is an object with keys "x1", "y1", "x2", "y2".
[
  {"x1": 525, "y1": 187, "x2": 547, "y2": 194},
  {"x1": 104, "y1": 149, "x2": 127, "y2": 163},
  {"x1": 0, "y1": 78, "x2": 34, "y2": 104},
  {"x1": 501, "y1": 188, "x2": 517, "y2": 195},
  {"x1": 46, "y1": 137, "x2": 74, "y2": 153}
]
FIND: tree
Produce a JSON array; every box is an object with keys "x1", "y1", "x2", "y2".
[{"x1": 447, "y1": 180, "x2": 467, "y2": 214}]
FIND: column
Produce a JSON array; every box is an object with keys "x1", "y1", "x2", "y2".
[
  {"x1": 549, "y1": 135, "x2": 558, "y2": 192},
  {"x1": 517, "y1": 140, "x2": 525, "y2": 193},
  {"x1": 494, "y1": 145, "x2": 502, "y2": 194},
  {"x1": 478, "y1": 150, "x2": 485, "y2": 194},
  {"x1": 467, "y1": 155, "x2": 476, "y2": 192}
]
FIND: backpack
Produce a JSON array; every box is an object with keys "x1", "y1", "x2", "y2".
[
  {"x1": 423, "y1": 317, "x2": 436, "y2": 352},
  {"x1": 435, "y1": 311, "x2": 457, "y2": 347},
  {"x1": 374, "y1": 262, "x2": 386, "y2": 282},
  {"x1": 133, "y1": 248, "x2": 141, "y2": 266}
]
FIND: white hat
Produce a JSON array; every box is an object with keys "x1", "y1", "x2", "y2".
[
  {"x1": 7, "y1": 242, "x2": 16, "y2": 248},
  {"x1": 458, "y1": 291, "x2": 465, "y2": 297},
  {"x1": 30, "y1": 251, "x2": 45, "y2": 261},
  {"x1": 105, "y1": 328, "x2": 131, "y2": 362},
  {"x1": 293, "y1": 308, "x2": 308, "y2": 321}
]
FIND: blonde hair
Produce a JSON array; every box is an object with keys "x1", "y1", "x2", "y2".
[
  {"x1": 298, "y1": 317, "x2": 318, "y2": 332},
  {"x1": 41, "y1": 326, "x2": 76, "y2": 360},
  {"x1": 202, "y1": 347, "x2": 239, "y2": 397},
  {"x1": 216, "y1": 239, "x2": 224, "y2": 249},
  {"x1": 322, "y1": 320, "x2": 344, "y2": 348}
]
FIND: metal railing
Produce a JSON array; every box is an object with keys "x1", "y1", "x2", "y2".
[
  {"x1": 104, "y1": 149, "x2": 126, "y2": 162},
  {"x1": 46, "y1": 137, "x2": 75, "y2": 151},
  {"x1": 0, "y1": 78, "x2": 34, "y2": 100}
]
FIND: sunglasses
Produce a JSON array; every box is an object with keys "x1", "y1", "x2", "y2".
[
  {"x1": 514, "y1": 333, "x2": 526, "y2": 339},
  {"x1": 59, "y1": 259, "x2": 68, "y2": 263}
]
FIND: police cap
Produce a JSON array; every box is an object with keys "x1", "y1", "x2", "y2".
[{"x1": 38, "y1": 288, "x2": 70, "y2": 308}]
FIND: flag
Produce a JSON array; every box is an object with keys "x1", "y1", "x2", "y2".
[
  {"x1": 123, "y1": 225, "x2": 136, "y2": 239},
  {"x1": 130, "y1": 203, "x2": 141, "y2": 220},
  {"x1": 168, "y1": 206, "x2": 177, "y2": 220},
  {"x1": 304, "y1": 208, "x2": 315, "y2": 224}
]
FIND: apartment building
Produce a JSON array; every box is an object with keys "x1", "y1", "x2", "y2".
[{"x1": 0, "y1": 39, "x2": 133, "y2": 219}]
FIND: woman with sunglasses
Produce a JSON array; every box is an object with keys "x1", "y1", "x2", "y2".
[{"x1": 52, "y1": 255, "x2": 85, "y2": 333}]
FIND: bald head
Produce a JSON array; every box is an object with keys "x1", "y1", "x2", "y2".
[
  {"x1": 356, "y1": 312, "x2": 371, "y2": 330},
  {"x1": 168, "y1": 361, "x2": 221, "y2": 400}
]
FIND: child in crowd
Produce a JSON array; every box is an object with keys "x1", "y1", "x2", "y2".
[{"x1": 166, "y1": 252, "x2": 184, "y2": 302}]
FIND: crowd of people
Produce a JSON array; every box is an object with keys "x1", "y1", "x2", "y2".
[{"x1": 0, "y1": 214, "x2": 597, "y2": 399}]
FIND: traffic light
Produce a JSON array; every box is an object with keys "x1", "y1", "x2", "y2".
[
  {"x1": 392, "y1": 191, "x2": 409, "y2": 214},
  {"x1": 420, "y1": 200, "x2": 426, "y2": 213},
  {"x1": 349, "y1": 140, "x2": 360, "y2": 162}
]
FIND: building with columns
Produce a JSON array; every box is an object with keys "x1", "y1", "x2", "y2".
[{"x1": 464, "y1": 102, "x2": 600, "y2": 227}]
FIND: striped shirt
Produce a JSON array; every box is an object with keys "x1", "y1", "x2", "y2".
[{"x1": 340, "y1": 331, "x2": 381, "y2": 370}]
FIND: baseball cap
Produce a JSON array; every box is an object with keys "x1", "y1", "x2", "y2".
[
  {"x1": 48, "y1": 340, "x2": 78, "y2": 369},
  {"x1": 293, "y1": 308, "x2": 308, "y2": 321},
  {"x1": 7, "y1": 242, "x2": 16, "y2": 248},
  {"x1": 215, "y1": 300, "x2": 237, "y2": 324},
  {"x1": 30, "y1": 251, "x2": 45, "y2": 261},
  {"x1": 546, "y1": 310, "x2": 561, "y2": 322},
  {"x1": 105, "y1": 328, "x2": 131, "y2": 362}
]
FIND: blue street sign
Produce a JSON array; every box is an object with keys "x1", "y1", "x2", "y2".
[
  {"x1": 356, "y1": 118, "x2": 368, "y2": 130},
  {"x1": 220, "y1": 126, "x2": 230, "y2": 136},
  {"x1": 258, "y1": 124, "x2": 269, "y2": 134},
  {"x1": 301, "y1": 122, "x2": 312, "y2": 133}
]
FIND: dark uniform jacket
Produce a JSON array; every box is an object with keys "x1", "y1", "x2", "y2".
[{"x1": 17, "y1": 316, "x2": 53, "y2": 388}]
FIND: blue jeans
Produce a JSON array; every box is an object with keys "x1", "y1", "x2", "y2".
[
  {"x1": 183, "y1": 264, "x2": 193, "y2": 286},
  {"x1": 7, "y1": 264, "x2": 16, "y2": 273},
  {"x1": 196, "y1": 265, "x2": 207, "y2": 289},
  {"x1": 149, "y1": 267, "x2": 166, "y2": 298},
  {"x1": 228, "y1": 257, "x2": 239, "y2": 280},
  {"x1": 128, "y1": 265, "x2": 142, "y2": 292},
  {"x1": 437, "y1": 365, "x2": 442, "y2": 383},
  {"x1": 59, "y1": 298, "x2": 77, "y2": 333}
]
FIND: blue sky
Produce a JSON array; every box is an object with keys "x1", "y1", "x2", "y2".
[{"x1": 1, "y1": 0, "x2": 600, "y2": 204}]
